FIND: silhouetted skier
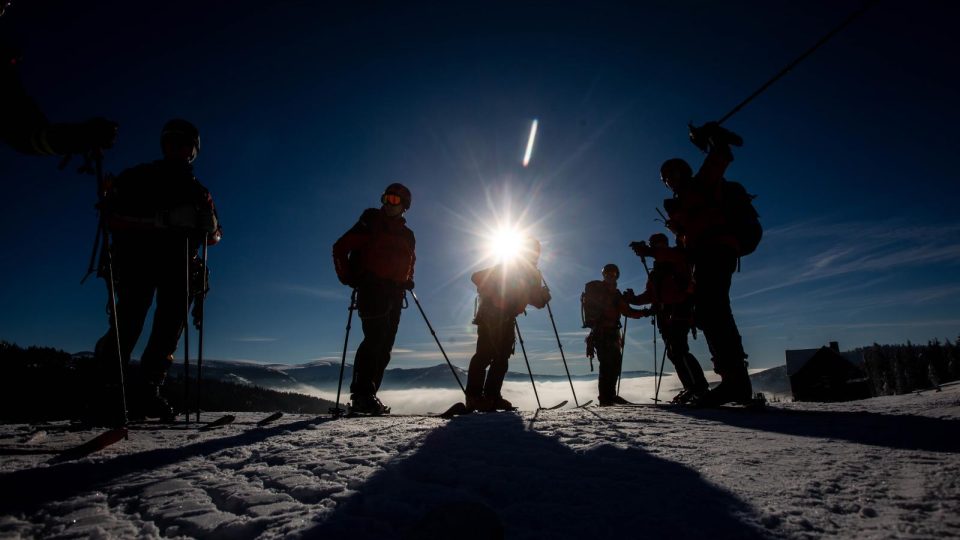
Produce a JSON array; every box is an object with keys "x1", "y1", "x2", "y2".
[
  {"x1": 333, "y1": 183, "x2": 416, "y2": 415},
  {"x1": 629, "y1": 233, "x2": 709, "y2": 404},
  {"x1": 639, "y1": 121, "x2": 755, "y2": 406},
  {"x1": 581, "y1": 263, "x2": 648, "y2": 406},
  {"x1": 466, "y1": 238, "x2": 550, "y2": 412},
  {"x1": 93, "y1": 119, "x2": 222, "y2": 423}
]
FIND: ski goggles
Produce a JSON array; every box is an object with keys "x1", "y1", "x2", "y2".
[{"x1": 382, "y1": 193, "x2": 403, "y2": 206}]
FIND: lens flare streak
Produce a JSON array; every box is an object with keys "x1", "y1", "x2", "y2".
[{"x1": 522, "y1": 119, "x2": 538, "y2": 167}]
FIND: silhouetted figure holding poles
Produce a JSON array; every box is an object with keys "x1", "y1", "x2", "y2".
[
  {"x1": 629, "y1": 233, "x2": 709, "y2": 404},
  {"x1": 466, "y1": 238, "x2": 550, "y2": 412},
  {"x1": 581, "y1": 263, "x2": 648, "y2": 406},
  {"x1": 93, "y1": 119, "x2": 222, "y2": 423},
  {"x1": 638, "y1": 122, "x2": 759, "y2": 406},
  {"x1": 332, "y1": 183, "x2": 416, "y2": 416}
]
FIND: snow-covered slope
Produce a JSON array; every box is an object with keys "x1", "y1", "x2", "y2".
[{"x1": 1, "y1": 383, "x2": 957, "y2": 539}]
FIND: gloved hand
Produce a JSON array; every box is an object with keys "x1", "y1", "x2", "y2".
[
  {"x1": 337, "y1": 272, "x2": 356, "y2": 288},
  {"x1": 403, "y1": 279, "x2": 415, "y2": 290},
  {"x1": 689, "y1": 121, "x2": 742, "y2": 153},
  {"x1": 630, "y1": 241, "x2": 651, "y2": 257},
  {"x1": 623, "y1": 288, "x2": 637, "y2": 303},
  {"x1": 638, "y1": 308, "x2": 655, "y2": 318}
]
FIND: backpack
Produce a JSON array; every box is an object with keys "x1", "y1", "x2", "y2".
[
  {"x1": 720, "y1": 180, "x2": 762, "y2": 256},
  {"x1": 580, "y1": 280, "x2": 607, "y2": 329}
]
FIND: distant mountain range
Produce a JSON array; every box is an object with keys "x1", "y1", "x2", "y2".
[{"x1": 72, "y1": 354, "x2": 787, "y2": 395}]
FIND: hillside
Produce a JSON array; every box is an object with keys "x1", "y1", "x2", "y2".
[{"x1": 1, "y1": 382, "x2": 957, "y2": 538}]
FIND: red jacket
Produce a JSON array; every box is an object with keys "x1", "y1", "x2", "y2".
[{"x1": 333, "y1": 208, "x2": 415, "y2": 287}]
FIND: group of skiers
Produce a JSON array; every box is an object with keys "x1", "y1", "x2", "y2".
[
  {"x1": 4, "y1": 1, "x2": 760, "y2": 422},
  {"x1": 331, "y1": 121, "x2": 760, "y2": 414}
]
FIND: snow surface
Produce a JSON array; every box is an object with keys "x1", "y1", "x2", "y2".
[{"x1": 1, "y1": 381, "x2": 958, "y2": 539}]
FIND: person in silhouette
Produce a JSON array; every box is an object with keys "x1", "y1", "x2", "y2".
[
  {"x1": 466, "y1": 238, "x2": 551, "y2": 412},
  {"x1": 637, "y1": 122, "x2": 752, "y2": 406},
  {"x1": 629, "y1": 233, "x2": 709, "y2": 403},
  {"x1": 582, "y1": 263, "x2": 649, "y2": 406},
  {"x1": 333, "y1": 183, "x2": 415, "y2": 415},
  {"x1": 93, "y1": 119, "x2": 221, "y2": 423}
]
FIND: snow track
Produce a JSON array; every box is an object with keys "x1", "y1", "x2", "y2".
[{"x1": 1, "y1": 385, "x2": 958, "y2": 539}]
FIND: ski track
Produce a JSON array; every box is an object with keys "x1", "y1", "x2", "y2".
[{"x1": 0, "y1": 385, "x2": 958, "y2": 539}]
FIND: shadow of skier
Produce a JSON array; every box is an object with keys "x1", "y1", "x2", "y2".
[
  {"x1": 303, "y1": 413, "x2": 769, "y2": 540},
  {"x1": 662, "y1": 406, "x2": 960, "y2": 453}
]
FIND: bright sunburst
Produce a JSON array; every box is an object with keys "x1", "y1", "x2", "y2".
[{"x1": 487, "y1": 226, "x2": 526, "y2": 264}]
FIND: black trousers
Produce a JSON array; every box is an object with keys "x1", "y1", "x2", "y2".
[
  {"x1": 594, "y1": 331, "x2": 622, "y2": 400},
  {"x1": 95, "y1": 241, "x2": 189, "y2": 386},
  {"x1": 693, "y1": 247, "x2": 747, "y2": 379},
  {"x1": 466, "y1": 313, "x2": 516, "y2": 399},
  {"x1": 350, "y1": 284, "x2": 404, "y2": 396},
  {"x1": 659, "y1": 320, "x2": 708, "y2": 393}
]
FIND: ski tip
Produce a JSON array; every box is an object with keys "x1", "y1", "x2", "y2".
[
  {"x1": 256, "y1": 412, "x2": 284, "y2": 426},
  {"x1": 439, "y1": 402, "x2": 469, "y2": 419}
]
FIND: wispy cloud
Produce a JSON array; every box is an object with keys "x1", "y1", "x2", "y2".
[
  {"x1": 233, "y1": 336, "x2": 278, "y2": 343},
  {"x1": 272, "y1": 283, "x2": 348, "y2": 301}
]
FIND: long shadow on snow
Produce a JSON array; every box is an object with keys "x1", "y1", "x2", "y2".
[
  {"x1": 0, "y1": 416, "x2": 332, "y2": 515},
  {"x1": 662, "y1": 406, "x2": 960, "y2": 453},
  {"x1": 304, "y1": 413, "x2": 769, "y2": 540}
]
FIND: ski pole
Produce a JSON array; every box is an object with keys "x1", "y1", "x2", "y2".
[
  {"x1": 183, "y1": 237, "x2": 190, "y2": 423},
  {"x1": 195, "y1": 234, "x2": 208, "y2": 423},
  {"x1": 409, "y1": 290, "x2": 465, "y2": 393},
  {"x1": 331, "y1": 289, "x2": 357, "y2": 417},
  {"x1": 716, "y1": 0, "x2": 878, "y2": 125},
  {"x1": 654, "y1": 346, "x2": 668, "y2": 405},
  {"x1": 514, "y1": 319, "x2": 542, "y2": 410},
  {"x1": 541, "y1": 276, "x2": 581, "y2": 407},
  {"x1": 94, "y1": 154, "x2": 128, "y2": 427},
  {"x1": 617, "y1": 316, "x2": 627, "y2": 395}
]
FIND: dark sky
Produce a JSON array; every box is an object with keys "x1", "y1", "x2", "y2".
[{"x1": 1, "y1": 0, "x2": 958, "y2": 373}]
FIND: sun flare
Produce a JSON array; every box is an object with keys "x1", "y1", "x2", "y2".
[{"x1": 487, "y1": 226, "x2": 527, "y2": 264}]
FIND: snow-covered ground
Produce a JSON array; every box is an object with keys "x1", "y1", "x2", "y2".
[{"x1": 1, "y1": 381, "x2": 958, "y2": 539}]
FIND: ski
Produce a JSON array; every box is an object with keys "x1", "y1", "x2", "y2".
[
  {"x1": 199, "y1": 414, "x2": 236, "y2": 430},
  {"x1": 439, "y1": 402, "x2": 468, "y2": 418},
  {"x1": 48, "y1": 427, "x2": 128, "y2": 464},
  {"x1": 538, "y1": 400, "x2": 568, "y2": 411},
  {"x1": 256, "y1": 411, "x2": 284, "y2": 426},
  {"x1": 576, "y1": 399, "x2": 594, "y2": 408}
]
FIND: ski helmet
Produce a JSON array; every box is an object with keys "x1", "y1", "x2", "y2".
[
  {"x1": 660, "y1": 158, "x2": 692, "y2": 187},
  {"x1": 161, "y1": 119, "x2": 200, "y2": 153},
  {"x1": 601, "y1": 263, "x2": 620, "y2": 279},
  {"x1": 649, "y1": 233, "x2": 669, "y2": 248},
  {"x1": 382, "y1": 183, "x2": 412, "y2": 210}
]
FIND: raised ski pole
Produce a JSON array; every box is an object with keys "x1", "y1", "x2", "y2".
[
  {"x1": 716, "y1": 0, "x2": 878, "y2": 125},
  {"x1": 183, "y1": 238, "x2": 190, "y2": 423},
  {"x1": 541, "y1": 276, "x2": 586, "y2": 407},
  {"x1": 93, "y1": 153, "x2": 128, "y2": 428},
  {"x1": 195, "y1": 235, "x2": 208, "y2": 423},
  {"x1": 331, "y1": 289, "x2": 357, "y2": 417},
  {"x1": 514, "y1": 320, "x2": 542, "y2": 410},
  {"x1": 410, "y1": 290, "x2": 465, "y2": 393}
]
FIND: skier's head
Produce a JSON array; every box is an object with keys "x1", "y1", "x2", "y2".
[
  {"x1": 660, "y1": 158, "x2": 692, "y2": 192},
  {"x1": 601, "y1": 263, "x2": 620, "y2": 284},
  {"x1": 381, "y1": 183, "x2": 411, "y2": 216},
  {"x1": 161, "y1": 119, "x2": 200, "y2": 164},
  {"x1": 649, "y1": 233, "x2": 669, "y2": 249}
]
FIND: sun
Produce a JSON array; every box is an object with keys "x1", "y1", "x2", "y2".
[{"x1": 487, "y1": 226, "x2": 526, "y2": 264}]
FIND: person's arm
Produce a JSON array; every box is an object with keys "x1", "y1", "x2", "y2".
[
  {"x1": 527, "y1": 270, "x2": 551, "y2": 309},
  {"x1": 332, "y1": 211, "x2": 374, "y2": 287}
]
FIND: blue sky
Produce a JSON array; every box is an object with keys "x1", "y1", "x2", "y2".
[{"x1": 1, "y1": 0, "x2": 958, "y2": 375}]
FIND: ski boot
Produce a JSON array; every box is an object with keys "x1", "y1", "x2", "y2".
[
  {"x1": 488, "y1": 395, "x2": 514, "y2": 411},
  {"x1": 690, "y1": 377, "x2": 752, "y2": 408},
  {"x1": 350, "y1": 393, "x2": 391, "y2": 416},
  {"x1": 137, "y1": 384, "x2": 177, "y2": 423},
  {"x1": 465, "y1": 394, "x2": 489, "y2": 413}
]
